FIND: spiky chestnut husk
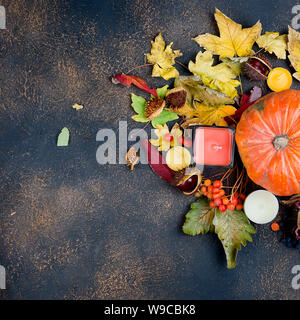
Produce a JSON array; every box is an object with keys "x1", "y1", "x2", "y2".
[
  {"x1": 165, "y1": 88, "x2": 187, "y2": 109},
  {"x1": 242, "y1": 54, "x2": 272, "y2": 81},
  {"x1": 171, "y1": 167, "x2": 202, "y2": 196},
  {"x1": 145, "y1": 97, "x2": 165, "y2": 120}
]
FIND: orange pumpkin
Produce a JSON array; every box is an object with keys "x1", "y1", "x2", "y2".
[{"x1": 236, "y1": 89, "x2": 300, "y2": 196}]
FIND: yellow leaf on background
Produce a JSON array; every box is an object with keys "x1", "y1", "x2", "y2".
[
  {"x1": 256, "y1": 32, "x2": 287, "y2": 59},
  {"x1": 149, "y1": 123, "x2": 183, "y2": 151},
  {"x1": 188, "y1": 51, "x2": 240, "y2": 98},
  {"x1": 146, "y1": 33, "x2": 182, "y2": 80},
  {"x1": 193, "y1": 8, "x2": 261, "y2": 58},
  {"x1": 288, "y1": 26, "x2": 300, "y2": 81},
  {"x1": 193, "y1": 101, "x2": 236, "y2": 126},
  {"x1": 72, "y1": 103, "x2": 84, "y2": 110},
  {"x1": 215, "y1": 118, "x2": 229, "y2": 127},
  {"x1": 171, "y1": 103, "x2": 197, "y2": 118}
]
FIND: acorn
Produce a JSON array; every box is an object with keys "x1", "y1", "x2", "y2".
[
  {"x1": 165, "y1": 88, "x2": 187, "y2": 110},
  {"x1": 171, "y1": 167, "x2": 202, "y2": 196},
  {"x1": 242, "y1": 54, "x2": 272, "y2": 81},
  {"x1": 145, "y1": 97, "x2": 165, "y2": 120}
]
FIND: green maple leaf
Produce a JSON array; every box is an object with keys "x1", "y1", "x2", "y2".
[
  {"x1": 183, "y1": 198, "x2": 216, "y2": 236},
  {"x1": 213, "y1": 209, "x2": 256, "y2": 269},
  {"x1": 130, "y1": 88, "x2": 178, "y2": 127}
]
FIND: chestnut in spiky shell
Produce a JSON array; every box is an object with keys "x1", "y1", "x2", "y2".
[
  {"x1": 242, "y1": 54, "x2": 272, "y2": 81},
  {"x1": 165, "y1": 88, "x2": 187, "y2": 110},
  {"x1": 145, "y1": 97, "x2": 165, "y2": 120},
  {"x1": 171, "y1": 167, "x2": 202, "y2": 196}
]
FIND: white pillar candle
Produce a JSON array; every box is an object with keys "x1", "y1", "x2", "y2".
[{"x1": 244, "y1": 190, "x2": 279, "y2": 224}]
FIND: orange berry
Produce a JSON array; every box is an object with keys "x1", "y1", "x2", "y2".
[
  {"x1": 214, "y1": 198, "x2": 222, "y2": 206},
  {"x1": 207, "y1": 185, "x2": 214, "y2": 193},
  {"x1": 204, "y1": 179, "x2": 212, "y2": 187},
  {"x1": 222, "y1": 197, "x2": 229, "y2": 205},
  {"x1": 213, "y1": 193, "x2": 220, "y2": 199},
  {"x1": 231, "y1": 197, "x2": 238, "y2": 205},
  {"x1": 271, "y1": 222, "x2": 280, "y2": 232},
  {"x1": 207, "y1": 193, "x2": 213, "y2": 199},
  {"x1": 219, "y1": 204, "x2": 227, "y2": 212},
  {"x1": 213, "y1": 187, "x2": 220, "y2": 194},
  {"x1": 239, "y1": 194, "x2": 246, "y2": 200},
  {"x1": 236, "y1": 204, "x2": 243, "y2": 210},
  {"x1": 164, "y1": 133, "x2": 174, "y2": 142},
  {"x1": 201, "y1": 186, "x2": 207, "y2": 193},
  {"x1": 210, "y1": 201, "x2": 216, "y2": 208},
  {"x1": 227, "y1": 203, "x2": 235, "y2": 211},
  {"x1": 213, "y1": 180, "x2": 222, "y2": 188},
  {"x1": 219, "y1": 189, "x2": 225, "y2": 197}
]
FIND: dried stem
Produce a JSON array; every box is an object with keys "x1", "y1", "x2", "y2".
[
  {"x1": 126, "y1": 63, "x2": 154, "y2": 75},
  {"x1": 221, "y1": 167, "x2": 233, "y2": 182},
  {"x1": 238, "y1": 74, "x2": 243, "y2": 96},
  {"x1": 230, "y1": 167, "x2": 245, "y2": 200},
  {"x1": 175, "y1": 60, "x2": 189, "y2": 71}
]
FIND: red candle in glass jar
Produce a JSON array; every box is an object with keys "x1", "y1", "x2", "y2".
[{"x1": 193, "y1": 126, "x2": 234, "y2": 167}]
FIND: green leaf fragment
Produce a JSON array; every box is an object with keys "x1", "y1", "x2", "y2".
[
  {"x1": 131, "y1": 94, "x2": 147, "y2": 115},
  {"x1": 183, "y1": 198, "x2": 216, "y2": 236},
  {"x1": 131, "y1": 114, "x2": 149, "y2": 122},
  {"x1": 131, "y1": 88, "x2": 178, "y2": 127},
  {"x1": 156, "y1": 85, "x2": 169, "y2": 99},
  {"x1": 221, "y1": 57, "x2": 246, "y2": 76},
  {"x1": 151, "y1": 109, "x2": 178, "y2": 128},
  {"x1": 57, "y1": 127, "x2": 70, "y2": 147},
  {"x1": 213, "y1": 209, "x2": 256, "y2": 269}
]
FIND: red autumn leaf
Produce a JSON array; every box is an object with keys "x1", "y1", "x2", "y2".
[
  {"x1": 225, "y1": 86, "x2": 262, "y2": 125},
  {"x1": 141, "y1": 138, "x2": 175, "y2": 183},
  {"x1": 112, "y1": 73, "x2": 158, "y2": 97}
]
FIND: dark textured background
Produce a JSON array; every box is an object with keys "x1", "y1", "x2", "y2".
[{"x1": 0, "y1": 0, "x2": 299, "y2": 300}]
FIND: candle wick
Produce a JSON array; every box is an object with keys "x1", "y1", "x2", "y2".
[{"x1": 212, "y1": 144, "x2": 223, "y2": 150}]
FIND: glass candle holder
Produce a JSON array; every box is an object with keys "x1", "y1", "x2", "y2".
[{"x1": 192, "y1": 125, "x2": 236, "y2": 168}]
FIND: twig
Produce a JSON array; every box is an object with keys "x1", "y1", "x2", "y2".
[
  {"x1": 175, "y1": 60, "x2": 189, "y2": 71},
  {"x1": 126, "y1": 63, "x2": 154, "y2": 75},
  {"x1": 238, "y1": 74, "x2": 243, "y2": 96}
]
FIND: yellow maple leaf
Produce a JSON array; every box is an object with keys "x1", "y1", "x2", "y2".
[
  {"x1": 192, "y1": 101, "x2": 237, "y2": 126},
  {"x1": 146, "y1": 33, "x2": 182, "y2": 80},
  {"x1": 188, "y1": 51, "x2": 240, "y2": 98},
  {"x1": 171, "y1": 103, "x2": 197, "y2": 118},
  {"x1": 288, "y1": 26, "x2": 300, "y2": 81},
  {"x1": 256, "y1": 32, "x2": 287, "y2": 59},
  {"x1": 215, "y1": 118, "x2": 229, "y2": 127},
  {"x1": 193, "y1": 8, "x2": 262, "y2": 58},
  {"x1": 149, "y1": 123, "x2": 182, "y2": 151}
]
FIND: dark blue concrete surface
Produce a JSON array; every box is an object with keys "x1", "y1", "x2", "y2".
[{"x1": 0, "y1": 0, "x2": 299, "y2": 300}]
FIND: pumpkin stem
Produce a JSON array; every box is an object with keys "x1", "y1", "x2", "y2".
[{"x1": 273, "y1": 135, "x2": 289, "y2": 150}]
